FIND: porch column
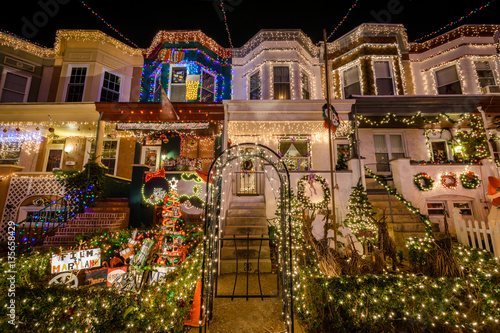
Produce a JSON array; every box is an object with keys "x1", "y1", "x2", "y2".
[{"x1": 94, "y1": 120, "x2": 105, "y2": 163}]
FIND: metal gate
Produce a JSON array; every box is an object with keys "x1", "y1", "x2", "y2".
[{"x1": 200, "y1": 143, "x2": 294, "y2": 332}]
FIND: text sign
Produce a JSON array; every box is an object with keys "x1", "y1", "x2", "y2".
[
  {"x1": 51, "y1": 248, "x2": 101, "y2": 274},
  {"x1": 117, "y1": 122, "x2": 209, "y2": 131}
]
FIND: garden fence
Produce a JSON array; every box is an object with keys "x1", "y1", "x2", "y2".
[{"x1": 454, "y1": 219, "x2": 500, "y2": 262}]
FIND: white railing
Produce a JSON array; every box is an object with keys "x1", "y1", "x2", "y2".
[{"x1": 454, "y1": 219, "x2": 500, "y2": 262}]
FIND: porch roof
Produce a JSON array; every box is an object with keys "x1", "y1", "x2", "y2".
[{"x1": 95, "y1": 102, "x2": 224, "y2": 122}]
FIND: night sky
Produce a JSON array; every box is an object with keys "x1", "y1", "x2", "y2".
[{"x1": 1, "y1": 0, "x2": 498, "y2": 49}]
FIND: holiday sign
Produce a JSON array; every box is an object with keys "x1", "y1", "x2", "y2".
[{"x1": 51, "y1": 248, "x2": 101, "y2": 274}]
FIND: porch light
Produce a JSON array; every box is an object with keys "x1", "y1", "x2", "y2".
[
  {"x1": 454, "y1": 145, "x2": 463, "y2": 153},
  {"x1": 64, "y1": 144, "x2": 74, "y2": 154}
]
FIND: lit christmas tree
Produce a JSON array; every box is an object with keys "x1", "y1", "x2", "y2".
[
  {"x1": 335, "y1": 151, "x2": 348, "y2": 171},
  {"x1": 343, "y1": 181, "x2": 377, "y2": 243},
  {"x1": 159, "y1": 178, "x2": 185, "y2": 265}
]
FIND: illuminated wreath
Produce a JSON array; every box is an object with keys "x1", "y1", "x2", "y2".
[
  {"x1": 241, "y1": 159, "x2": 253, "y2": 171},
  {"x1": 413, "y1": 172, "x2": 434, "y2": 191},
  {"x1": 297, "y1": 174, "x2": 331, "y2": 209},
  {"x1": 460, "y1": 171, "x2": 481, "y2": 189},
  {"x1": 440, "y1": 172, "x2": 458, "y2": 190}
]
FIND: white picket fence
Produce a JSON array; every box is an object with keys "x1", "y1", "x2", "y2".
[{"x1": 454, "y1": 219, "x2": 500, "y2": 262}]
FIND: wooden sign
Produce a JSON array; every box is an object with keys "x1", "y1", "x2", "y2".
[
  {"x1": 150, "y1": 266, "x2": 176, "y2": 285},
  {"x1": 107, "y1": 267, "x2": 127, "y2": 287},
  {"x1": 51, "y1": 248, "x2": 101, "y2": 274},
  {"x1": 85, "y1": 268, "x2": 108, "y2": 288}
]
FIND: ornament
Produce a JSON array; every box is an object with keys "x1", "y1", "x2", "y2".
[
  {"x1": 15, "y1": 127, "x2": 20, "y2": 132},
  {"x1": 78, "y1": 126, "x2": 81, "y2": 131},
  {"x1": 48, "y1": 127, "x2": 55, "y2": 133},
  {"x1": 35, "y1": 127, "x2": 40, "y2": 131},
  {"x1": 2, "y1": 128, "x2": 7, "y2": 133}
]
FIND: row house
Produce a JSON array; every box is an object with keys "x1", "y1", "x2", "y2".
[{"x1": 0, "y1": 23, "x2": 499, "y2": 252}]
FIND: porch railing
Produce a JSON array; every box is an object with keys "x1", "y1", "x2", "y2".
[
  {"x1": 232, "y1": 171, "x2": 265, "y2": 196},
  {"x1": 15, "y1": 195, "x2": 83, "y2": 254}
]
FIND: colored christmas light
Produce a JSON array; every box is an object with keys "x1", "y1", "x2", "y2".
[{"x1": 327, "y1": 0, "x2": 360, "y2": 41}]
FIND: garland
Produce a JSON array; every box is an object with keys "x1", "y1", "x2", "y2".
[
  {"x1": 440, "y1": 172, "x2": 458, "y2": 190},
  {"x1": 413, "y1": 172, "x2": 434, "y2": 191},
  {"x1": 296, "y1": 174, "x2": 331, "y2": 209},
  {"x1": 460, "y1": 171, "x2": 481, "y2": 189}
]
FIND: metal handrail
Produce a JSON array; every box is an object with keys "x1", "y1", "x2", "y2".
[{"x1": 15, "y1": 194, "x2": 83, "y2": 254}]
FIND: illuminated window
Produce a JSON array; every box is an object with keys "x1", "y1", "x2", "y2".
[
  {"x1": 343, "y1": 65, "x2": 361, "y2": 98},
  {"x1": 435, "y1": 65, "x2": 462, "y2": 95},
  {"x1": 100, "y1": 71, "x2": 121, "y2": 102},
  {"x1": 278, "y1": 137, "x2": 311, "y2": 171},
  {"x1": 373, "y1": 61, "x2": 395, "y2": 95},
  {"x1": 249, "y1": 71, "x2": 261, "y2": 100},
  {"x1": 273, "y1": 66, "x2": 290, "y2": 100},
  {"x1": 430, "y1": 140, "x2": 449, "y2": 162},
  {"x1": 0, "y1": 141, "x2": 21, "y2": 165},
  {"x1": 170, "y1": 67, "x2": 187, "y2": 102}
]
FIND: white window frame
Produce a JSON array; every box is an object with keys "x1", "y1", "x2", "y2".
[
  {"x1": 99, "y1": 68, "x2": 123, "y2": 102},
  {"x1": 168, "y1": 66, "x2": 187, "y2": 101},
  {"x1": 429, "y1": 139, "x2": 451, "y2": 161},
  {"x1": 373, "y1": 133, "x2": 405, "y2": 172},
  {"x1": 341, "y1": 64, "x2": 362, "y2": 98},
  {"x1": 83, "y1": 139, "x2": 120, "y2": 176},
  {"x1": 434, "y1": 64, "x2": 463, "y2": 95},
  {"x1": 62, "y1": 64, "x2": 89, "y2": 102},
  {"x1": 0, "y1": 67, "x2": 32, "y2": 103},
  {"x1": 474, "y1": 60, "x2": 497, "y2": 89},
  {"x1": 43, "y1": 140, "x2": 65, "y2": 172},
  {"x1": 249, "y1": 70, "x2": 261, "y2": 100},
  {"x1": 300, "y1": 71, "x2": 310, "y2": 100},
  {"x1": 200, "y1": 70, "x2": 215, "y2": 102},
  {"x1": 141, "y1": 145, "x2": 161, "y2": 172},
  {"x1": 373, "y1": 60, "x2": 396, "y2": 96},
  {"x1": 272, "y1": 66, "x2": 291, "y2": 100}
]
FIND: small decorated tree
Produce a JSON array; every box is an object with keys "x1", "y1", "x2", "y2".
[
  {"x1": 344, "y1": 181, "x2": 377, "y2": 243},
  {"x1": 335, "y1": 151, "x2": 348, "y2": 171}
]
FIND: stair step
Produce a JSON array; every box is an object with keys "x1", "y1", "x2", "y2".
[
  {"x1": 231, "y1": 195, "x2": 265, "y2": 203},
  {"x1": 392, "y1": 222, "x2": 439, "y2": 232},
  {"x1": 230, "y1": 202, "x2": 266, "y2": 209},
  {"x1": 227, "y1": 209, "x2": 266, "y2": 217},
  {"x1": 223, "y1": 237, "x2": 273, "y2": 246},
  {"x1": 220, "y1": 246, "x2": 271, "y2": 260},
  {"x1": 85, "y1": 207, "x2": 130, "y2": 213},
  {"x1": 226, "y1": 216, "x2": 268, "y2": 226},
  {"x1": 219, "y1": 259, "x2": 272, "y2": 274},
  {"x1": 224, "y1": 226, "x2": 268, "y2": 235}
]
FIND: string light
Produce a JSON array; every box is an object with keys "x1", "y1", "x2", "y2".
[
  {"x1": 414, "y1": 2, "x2": 495, "y2": 42},
  {"x1": 327, "y1": 0, "x2": 360, "y2": 41},
  {"x1": 219, "y1": 1, "x2": 233, "y2": 48},
  {"x1": 79, "y1": 1, "x2": 138, "y2": 47}
]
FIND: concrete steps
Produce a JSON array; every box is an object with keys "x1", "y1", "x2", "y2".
[{"x1": 220, "y1": 195, "x2": 271, "y2": 273}]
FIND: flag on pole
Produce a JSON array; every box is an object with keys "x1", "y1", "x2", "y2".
[
  {"x1": 322, "y1": 103, "x2": 340, "y2": 132},
  {"x1": 161, "y1": 84, "x2": 180, "y2": 120}
]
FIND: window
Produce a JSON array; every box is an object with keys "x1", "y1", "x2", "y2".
[
  {"x1": 141, "y1": 146, "x2": 161, "y2": 172},
  {"x1": 169, "y1": 67, "x2": 187, "y2": 102},
  {"x1": 373, "y1": 61, "x2": 395, "y2": 95},
  {"x1": 343, "y1": 66, "x2": 361, "y2": 98},
  {"x1": 0, "y1": 70, "x2": 31, "y2": 102},
  {"x1": 336, "y1": 143, "x2": 350, "y2": 159},
  {"x1": 0, "y1": 141, "x2": 21, "y2": 165},
  {"x1": 475, "y1": 61, "x2": 496, "y2": 88},
  {"x1": 430, "y1": 141, "x2": 449, "y2": 162},
  {"x1": 373, "y1": 134, "x2": 404, "y2": 172},
  {"x1": 427, "y1": 202, "x2": 446, "y2": 216},
  {"x1": 453, "y1": 202, "x2": 473, "y2": 217},
  {"x1": 249, "y1": 71, "x2": 261, "y2": 100},
  {"x1": 45, "y1": 149, "x2": 62, "y2": 171},
  {"x1": 101, "y1": 140, "x2": 118, "y2": 175},
  {"x1": 201, "y1": 71, "x2": 215, "y2": 102},
  {"x1": 86, "y1": 139, "x2": 119, "y2": 175},
  {"x1": 278, "y1": 137, "x2": 311, "y2": 171},
  {"x1": 100, "y1": 71, "x2": 121, "y2": 102},
  {"x1": 301, "y1": 71, "x2": 310, "y2": 99},
  {"x1": 435, "y1": 65, "x2": 462, "y2": 94},
  {"x1": 273, "y1": 66, "x2": 290, "y2": 100},
  {"x1": 65, "y1": 66, "x2": 87, "y2": 102}
]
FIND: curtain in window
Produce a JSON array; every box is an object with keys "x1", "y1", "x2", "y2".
[{"x1": 436, "y1": 66, "x2": 459, "y2": 86}]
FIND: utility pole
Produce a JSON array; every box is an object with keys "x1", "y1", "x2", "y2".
[{"x1": 323, "y1": 29, "x2": 338, "y2": 251}]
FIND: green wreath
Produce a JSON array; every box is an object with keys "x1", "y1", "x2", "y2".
[
  {"x1": 297, "y1": 174, "x2": 331, "y2": 209},
  {"x1": 460, "y1": 171, "x2": 481, "y2": 189},
  {"x1": 413, "y1": 172, "x2": 434, "y2": 191}
]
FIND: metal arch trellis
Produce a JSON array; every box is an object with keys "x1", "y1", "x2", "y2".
[{"x1": 199, "y1": 143, "x2": 294, "y2": 332}]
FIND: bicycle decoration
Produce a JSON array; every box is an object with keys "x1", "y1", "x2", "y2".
[
  {"x1": 460, "y1": 170, "x2": 481, "y2": 189},
  {"x1": 297, "y1": 174, "x2": 331, "y2": 209},
  {"x1": 413, "y1": 172, "x2": 435, "y2": 191}
]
